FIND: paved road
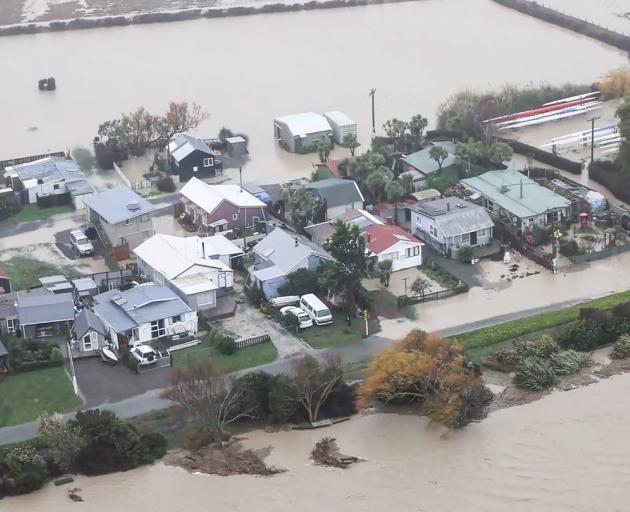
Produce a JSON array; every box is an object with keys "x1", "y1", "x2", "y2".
[{"x1": 0, "y1": 296, "x2": 593, "y2": 445}]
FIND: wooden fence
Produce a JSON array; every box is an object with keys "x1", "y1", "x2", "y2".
[
  {"x1": 0, "y1": 151, "x2": 66, "y2": 171},
  {"x1": 492, "y1": 218, "x2": 553, "y2": 270},
  {"x1": 108, "y1": 244, "x2": 130, "y2": 262},
  {"x1": 397, "y1": 285, "x2": 468, "y2": 308},
  {"x1": 235, "y1": 333, "x2": 271, "y2": 349}
]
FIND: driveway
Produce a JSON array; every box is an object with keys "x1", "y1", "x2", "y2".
[{"x1": 423, "y1": 245, "x2": 485, "y2": 288}]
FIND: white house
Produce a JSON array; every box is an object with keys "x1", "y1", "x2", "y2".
[
  {"x1": 133, "y1": 233, "x2": 240, "y2": 312},
  {"x1": 92, "y1": 284, "x2": 197, "y2": 350},
  {"x1": 409, "y1": 197, "x2": 494, "y2": 257},
  {"x1": 323, "y1": 111, "x2": 357, "y2": 145},
  {"x1": 4, "y1": 156, "x2": 93, "y2": 208},
  {"x1": 363, "y1": 224, "x2": 423, "y2": 272}
]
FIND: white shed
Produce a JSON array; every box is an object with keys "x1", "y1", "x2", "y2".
[{"x1": 323, "y1": 111, "x2": 357, "y2": 144}]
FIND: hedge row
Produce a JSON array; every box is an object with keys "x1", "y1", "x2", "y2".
[{"x1": 589, "y1": 160, "x2": 630, "y2": 205}]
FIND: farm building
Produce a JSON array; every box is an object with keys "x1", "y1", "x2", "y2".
[
  {"x1": 323, "y1": 111, "x2": 357, "y2": 145},
  {"x1": 273, "y1": 112, "x2": 332, "y2": 153}
]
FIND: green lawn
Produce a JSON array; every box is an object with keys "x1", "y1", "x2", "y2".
[
  {"x1": 457, "y1": 290, "x2": 630, "y2": 352},
  {"x1": 12, "y1": 204, "x2": 74, "y2": 223},
  {"x1": 0, "y1": 367, "x2": 80, "y2": 427},
  {"x1": 71, "y1": 147, "x2": 96, "y2": 175},
  {"x1": 1, "y1": 256, "x2": 77, "y2": 290},
  {"x1": 299, "y1": 312, "x2": 381, "y2": 349},
  {"x1": 172, "y1": 337, "x2": 278, "y2": 372},
  {"x1": 377, "y1": 287, "x2": 417, "y2": 320}
]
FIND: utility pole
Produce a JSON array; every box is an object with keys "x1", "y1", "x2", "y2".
[
  {"x1": 588, "y1": 116, "x2": 600, "y2": 167},
  {"x1": 369, "y1": 88, "x2": 376, "y2": 136},
  {"x1": 402, "y1": 276, "x2": 409, "y2": 297}
]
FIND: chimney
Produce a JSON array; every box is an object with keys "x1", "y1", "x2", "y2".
[
  {"x1": 387, "y1": 216, "x2": 394, "y2": 225},
  {"x1": 446, "y1": 201, "x2": 450, "y2": 212},
  {"x1": 367, "y1": 233, "x2": 371, "y2": 243},
  {"x1": 201, "y1": 241, "x2": 206, "y2": 259}
]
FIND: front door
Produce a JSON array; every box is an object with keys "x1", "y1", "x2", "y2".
[{"x1": 470, "y1": 231, "x2": 477, "y2": 246}]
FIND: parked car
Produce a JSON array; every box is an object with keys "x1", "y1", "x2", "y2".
[
  {"x1": 299, "y1": 294, "x2": 333, "y2": 325},
  {"x1": 280, "y1": 306, "x2": 313, "y2": 329},
  {"x1": 130, "y1": 345, "x2": 160, "y2": 366},
  {"x1": 70, "y1": 229, "x2": 95, "y2": 256}
]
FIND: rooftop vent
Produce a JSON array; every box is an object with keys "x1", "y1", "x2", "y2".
[
  {"x1": 499, "y1": 185, "x2": 510, "y2": 194},
  {"x1": 112, "y1": 295, "x2": 128, "y2": 306},
  {"x1": 126, "y1": 200, "x2": 141, "y2": 211},
  {"x1": 456, "y1": 203, "x2": 466, "y2": 208}
]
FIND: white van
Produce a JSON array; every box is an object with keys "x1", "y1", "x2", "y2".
[{"x1": 299, "y1": 294, "x2": 333, "y2": 326}]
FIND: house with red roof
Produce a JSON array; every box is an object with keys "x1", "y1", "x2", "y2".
[{"x1": 363, "y1": 224, "x2": 423, "y2": 272}]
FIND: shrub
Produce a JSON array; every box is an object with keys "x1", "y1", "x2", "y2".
[
  {"x1": 456, "y1": 245, "x2": 474, "y2": 263},
  {"x1": 216, "y1": 335, "x2": 237, "y2": 355},
  {"x1": 2, "y1": 446, "x2": 49, "y2": 495},
  {"x1": 136, "y1": 433, "x2": 168, "y2": 463},
  {"x1": 611, "y1": 334, "x2": 630, "y2": 359},
  {"x1": 156, "y1": 176, "x2": 176, "y2": 193},
  {"x1": 278, "y1": 268, "x2": 319, "y2": 296},
  {"x1": 49, "y1": 347, "x2": 64, "y2": 365},
  {"x1": 237, "y1": 372, "x2": 298, "y2": 423},
  {"x1": 560, "y1": 320, "x2": 612, "y2": 351},
  {"x1": 7, "y1": 339, "x2": 64, "y2": 373},
  {"x1": 267, "y1": 379, "x2": 299, "y2": 423},
  {"x1": 514, "y1": 335, "x2": 559, "y2": 361},
  {"x1": 514, "y1": 357, "x2": 557, "y2": 390},
  {"x1": 549, "y1": 350, "x2": 592, "y2": 376}
]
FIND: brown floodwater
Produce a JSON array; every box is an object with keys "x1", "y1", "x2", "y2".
[
  {"x1": 6, "y1": 372, "x2": 630, "y2": 511},
  {"x1": 1, "y1": 0, "x2": 627, "y2": 183}
]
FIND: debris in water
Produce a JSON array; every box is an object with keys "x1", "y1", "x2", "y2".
[
  {"x1": 311, "y1": 437, "x2": 361, "y2": 468},
  {"x1": 67, "y1": 488, "x2": 83, "y2": 502}
]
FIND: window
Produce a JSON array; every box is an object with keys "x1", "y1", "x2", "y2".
[
  {"x1": 141, "y1": 214, "x2": 150, "y2": 222},
  {"x1": 6, "y1": 318, "x2": 18, "y2": 334},
  {"x1": 197, "y1": 292, "x2": 213, "y2": 306},
  {"x1": 193, "y1": 166, "x2": 198, "y2": 173},
  {"x1": 203, "y1": 157, "x2": 214, "y2": 167},
  {"x1": 406, "y1": 246, "x2": 420, "y2": 258},
  {"x1": 131, "y1": 328, "x2": 139, "y2": 342},
  {"x1": 383, "y1": 252, "x2": 398, "y2": 261},
  {"x1": 478, "y1": 228, "x2": 487, "y2": 237},
  {"x1": 172, "y1": 315, "x2": 182, "y2": 323},
  {"x1": 151, "y1": 319, "x2": 166, "y2": 338},
  {"x1": 462, "y1": 232, "x2": 470, "y2": 243},
  {"x1": 53, "y1": 184, "x2": 60, "y2": 190},
  {"x1": 487, "y1": 200, "x2": 494, "y2": 212},
  {"x1": 83, "y1": 332, "x2": 97, "y2": 351},
  {"x1": 123, "y1": 218, "x2": 132, "y2": 226},
  {"x1": 415, "y1": 215, "x2": 421, "y2": 226},
  {"x1": 232, "y1": 213, "x2": 239, "y2": 221},
  {"x1": 429, "y1": 225, "x2": 438, "y2": 238}
]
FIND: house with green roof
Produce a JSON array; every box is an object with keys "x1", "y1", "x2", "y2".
[
  {"x1": 461, "y1": 170, "x2": 571, "y2": 233},
  {"x1": 400, "y1": 141, "x2": 458, "y2": 190}
]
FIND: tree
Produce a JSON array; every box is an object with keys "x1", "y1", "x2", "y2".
[
  {"x1": 376, "y1": 260, "x2": 393, "y2": 287},
  {"x1": 399, "y1": 172, "x2": 414, "y2": 194},
  {"x1": 365, "y1": 167, "x2": 393, "y2": 203},
  {"x1": 358, "y1": 330, "x2": 493, "y2": 428},
  {"x1": 321, "y1": 221, "x2": 369, "y2": 318},
  {"x1": 383, "y1": 118, "x2": 408, "y2": 152},
  {"x1": 489, "y1": 142, "x2": 514, "y2": 166},
  {"x1": 410, "y1": 277, "x2": 429, "y2": 298},
  {"x1": 318, "y1": 135, "x2": 332, "y2": 163},
  {"x1": 342, "y1": 133, "x2": 359, "y2": 156},
  {"x1": 616, "y1": 97, "x2": 630, "y2": 174},
  {"x1": 37, "y1": 413, "x2": 84, "y2": 472},
  {"x1": 278, "y1": 268, "x2": 319, "y2": 296},
  {"x1": 383, "y1": 115, "x2": 427, "y2": 154},
  {"x1": 429, "y1": 145, "x2": 449, "y2": 171},
  {"x1": 162, "y1": 363, "x2": 253, "y2": 446},
  {"x1": 159, "y1": 101, "x2": 208, "y2": 145},
  {"x1": 283, "y1": 186, "x2": 323, "y2": 231},
  {"x1": 385, "y1": 179, "x2": 405, "y2": 225},
  {"x1": 292, "y1": 354, "x2": 343, "y2": 423}
]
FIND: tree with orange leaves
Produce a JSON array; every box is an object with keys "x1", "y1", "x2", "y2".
[{"x1": 357, "y1": 330, "x2": 493, "y2": 428}]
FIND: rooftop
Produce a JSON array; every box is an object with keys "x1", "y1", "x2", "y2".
[
  {"x1": 305, "y1": 178, "x2": 364, "y2": 209},
  {"x1": 401, "y1": 141, "x2": 458, "y2": 176},
  {"x1": 323, "y1": 111, "x2": 356, "y2": 127},
  {"x1": 274, "y1": 112, "x2": 332, "y2": 137},
  {"x1": 5, "y1": 156, "x2": 87, "y2": 185},
  {"x1": 17, "y1": 289, "x2": 75, "y2": 326},
  {"x1": 461, "y1": 169, "x2": 571, "y2": 219},
  {"x1": 410, "y1": 197, "x2": 495, "y2": 237},
  {"x1": 168, "y1": 134, "x2": 214, "y2": 163},
  {"x1": 93, "y1": 284, "x2": 192, "y2": 333},
  {"x1": 180, "y1": 177, "x2": 266, "y2": 214},
  {"x1": 74, "y1": 308, "x2": 107, "y2": 339},
  {"x1": 305, "y1": 209, "x2": 384, "y2": 245},
  {"x1": 82, "y1": 186, "x2": 155, "y2": 224},
  {"x1": 363, "y1": 224, "x2": 421, "y2": 255}
]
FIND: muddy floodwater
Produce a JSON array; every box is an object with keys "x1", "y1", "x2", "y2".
[
  {"x1": 1, "y1": 0, "x2": 627, "y2": 183},
  {"x1": 6, "y1": 372, "x2": 630, "y2": 512}
]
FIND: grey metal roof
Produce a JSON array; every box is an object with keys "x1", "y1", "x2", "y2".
[
  {"x1": 17, "y1": 290, "x2": 75, "y2": 326},
  {"x1": 0, "y1": 292, "x2": 17, "y2": 320},
  {"x1": 252, "y1": 228, "x2": 334, "y2": 277},
  {"x1": 66, "y1": 180, "x2": 94, "y2": 196},
  {"x1": 74, "y1": 308, "x2": 107, "y2": 339},
  {"x1": 305, "y1": 209, "x2": 381, "y2": 245},
  {"x1": 82, "y1": 186, "x2": 155, "y2": 224},
  {"x1": 306, "y1": 178, "x2": 364, "y2": 208},
  {"x1": 7, "y1": 156, "x2": 87, "y2": 184},
  {"x1": 72, "y1": 277, "x2": 97, "y2": 293},
  {"x1": 411, "y1": 198, "x2": 494, "y2": 238},
  {"x1": 170, "y1": 134, "x2": 213, "y2": 162},
  {"x1": 93, "y1": 284, "x2": 192, "y2": 333},
  {"x1": 401, "y1": 141, "x2": 457, "y2": 176}
]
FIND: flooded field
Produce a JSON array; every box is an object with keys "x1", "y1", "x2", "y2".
[
  {"x1": 1, "y1": 0, "x2": 626, "y2": 183},
  {"x1": 542, "y1": 0, "x2": 630, "y2": 35},
  {"x1": 6, "y1": 371, "x2": 630, "y2": 512}
]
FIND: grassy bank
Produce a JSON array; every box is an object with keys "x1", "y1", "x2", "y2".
[
  {"x1": 457, "y1": 290, "x2": 630, "y2": 353},
  {"x1": 0, "y1": 367, "x2": 80, "y2": 427},
  {"x1": 1, "y1": 255, "x2": 77, "y2": 290},
  {"x1": 172, "y1": 337, "x2": 278, "y2": 372},
  {"x1": 12, "y1": 204, "x2": 74, "y2": 223},
  {"x1": 300, "y1": 312, "x2": 381, "y2": 349}
]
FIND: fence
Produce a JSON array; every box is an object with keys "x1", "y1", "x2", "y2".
[
  {"x1": 397, "y1": 285, "x2": 468, "y2": 308},
  {"x1": 0, "y1": 151, "x2": 66, "y2": 171},
  {"x1": 36, "y1": 191, "x2": 71, "y2": 208},
  {"x1": 131, "y1": 179, "x2": 153, "y2": 191},
  {"x1": 235, "y1": 333, "x2": 271, "y2": 349},
  {"x1": 570, "y1": 242, "x2": 630, "y2": 264},
  {"x1": 500, "y1": 137, "x2": 582, "y2": 175},
  {"x1": 108, "y1": 244, "x2": 130, "y2": 262},
  {"x1": 112, "y1": 162, "x2": 132, "y2": 188},
  {"x1": 492, "y1": 218, "x2": 554, "y2": 270}
]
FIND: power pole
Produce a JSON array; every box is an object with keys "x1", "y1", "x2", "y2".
[
  {"x1": 588, "y1": 116, "x2": 600, "y2": 166},
  {"x1": 369, "y1": 88, "x2": 376, "y2": 136}
]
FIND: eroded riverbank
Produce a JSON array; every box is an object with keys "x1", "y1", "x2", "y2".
[{"x1": 6, "y1": 371, "x2": 630, "y2": 511}]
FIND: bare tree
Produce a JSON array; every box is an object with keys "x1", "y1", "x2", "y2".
[
  {"x1": 292, "y1": 354, "x2": 343, "y2": 423},
  {"x1": 158, "y1": 101, "x2": 209, "y2": 145},
  {"x1": 162, "y1": 363, "x2": 252, "y2": 446}
]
